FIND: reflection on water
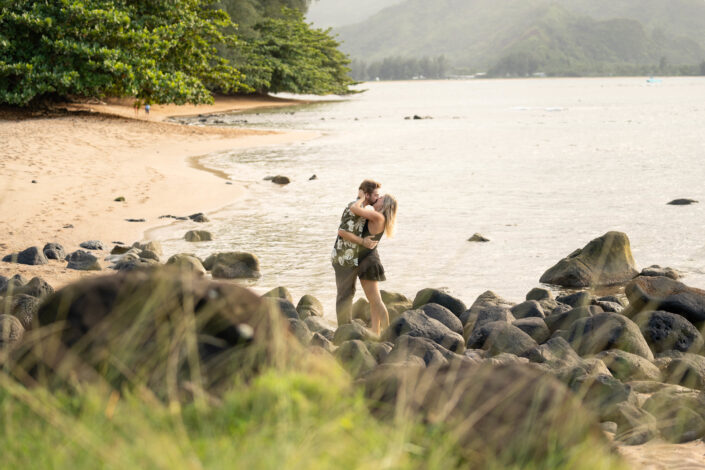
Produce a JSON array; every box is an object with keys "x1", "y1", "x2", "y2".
[{"x1": 154, "y1": 78, "x2": 705, "y2": 320}]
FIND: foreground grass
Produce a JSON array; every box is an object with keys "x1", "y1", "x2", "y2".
[{"x1": 0, "y1": 356, "x2": 628, "y2": 470}]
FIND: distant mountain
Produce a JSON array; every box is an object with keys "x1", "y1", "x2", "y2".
[
  {"x1": 335, "y1": 0, "x2": 705, "y2": 76},
  {"x1": 306, "y1": 0, "x2": 404, "y2": 28}
]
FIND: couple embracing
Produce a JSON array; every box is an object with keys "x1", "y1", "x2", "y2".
[{"x1": 332, "y1": 179, "x2": 398, "y2": 335}]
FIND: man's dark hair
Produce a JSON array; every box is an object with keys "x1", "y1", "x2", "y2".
[{"x1": 359, "y1": 179, "x2": 381, "y2": 194}]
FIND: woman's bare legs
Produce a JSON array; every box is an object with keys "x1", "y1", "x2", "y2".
[{"x1": 361, "y1": 279, "x2": 390, "y2": 335}]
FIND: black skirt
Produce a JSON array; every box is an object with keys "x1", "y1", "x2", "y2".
[{"x1": 358, "y1": 249, "x2": 386, "y2": 282}]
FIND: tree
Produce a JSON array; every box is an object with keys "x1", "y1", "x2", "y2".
[{"x1": 0, "y1": 0, "x2": 248, "y2": 106}]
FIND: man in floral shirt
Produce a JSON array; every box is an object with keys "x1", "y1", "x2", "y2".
[{"x1": 332, "y1": 179, "x2": 381, "y2": 325}]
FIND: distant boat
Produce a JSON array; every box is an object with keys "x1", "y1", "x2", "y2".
[{"x1": 646, "y1": 76, "x2": 662, "y2": 84}]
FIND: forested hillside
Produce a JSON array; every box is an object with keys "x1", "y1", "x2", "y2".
[{"x1": 337, "y1": 0, "x2": 705, "y2": 79}]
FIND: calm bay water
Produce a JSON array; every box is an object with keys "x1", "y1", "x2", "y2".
[{"x1": 153, "y1": 78, "x2": 705, "y2": 319}]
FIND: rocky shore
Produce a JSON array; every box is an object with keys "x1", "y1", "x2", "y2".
[{"x1": 3, "y1": 230, "x2": 705, "y2": 465}]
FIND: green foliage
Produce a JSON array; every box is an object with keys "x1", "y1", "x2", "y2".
[
  {"x1": 0, "y1": 0, "x2": 249, "y2": 106},
  {"x1": 236, "y1": 8, "x2": 355, "y2": 94}
]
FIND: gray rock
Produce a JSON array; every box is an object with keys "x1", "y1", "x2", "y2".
[
  {"x1": 262, "y1": 286, "x2": 293, "y2": 303},
  {"x1": 132, "y1": 240, "x2": 163, "y2": 256},
  {"x1": 304, "y1": 315, "x2": 334, "y2": 334},
  {"x1": 79, "y1": 240, "x2": 104, "y2": 251},
  {"x1": 418, "y1": 303, "x2": 463, "y2": 336},
  {"x1": 526, "y1": 287, "x2": 553, "y2": 302},
  {"x1": 184, "y1": 230, "x2": 213, "y2": 242},
  {"x1": 526, "y1": 337, "x2": 582, "y2": 369},
  {"x1": 540, "y1": 231, "x2": 639, "y2": 287},
  {"x1": 544, "y1": 306, "x2": 600, "y2": 333},
  {"x1": 0, "y1": 294, "x2": 39, "y2": 329},
  {"x1": 566, "y1": 312, "x2": 653, "y2": 360},
  {"x1": 139, "y1": 250, "x2": 160, "y2": 262},
  {"x1": 594, "y1": 350, "x2": 662, "y2": 382},
  {"x1": 111, "y1": 258, "x2": 158, "y2": 272},
  {"x1": 663, "y1": 353, "x2": 705, "y2": 390},
  {"x1": 460, "y1": 290, "x2": 515, "y2": 328},
  {"x1": 261, "y1": 297, "x2": 298, "y2": 320},
  {"x1": 66, "y1": 250, "x2": 102, "y2": 271},
  {"x1": 667, "y1": 198, "x2": 698, "y2": 205},
  {"x1": 166, "y1": 254, "x2": 206, "y2": 276},
  {"x1": 335, "y1": 340, "x2": 377, "y2": 376},
  {"x1": 643, "y1": 389, "x2": 705, "y2": 443},
  {"x1": 467, "y1": 321, "x2": 538, "y2": 357},
  {"x1": 271, "y1": 175, "x2": 290, "y2": 185},
  {"x1": 603, "y1": 402, "x2": 658, "y2": 445},
  {"x1": 296, "y1": 294, "x2": 324, "y2": 319},
  {"x1": 3, "y1": 246, "x2": 48, "y2": 265},
  {"x1": 467, "y1": 233, "x2": 490, "y2": 242},
  {"x1": 625, "y1": 276, "x2": 705, "y2": 324},
  {"x1": 640, "y1": 265, "x2": 680, "y2": 280},
  {"x1": 600, "y1": 421, "x2": 618, "y2": 434},
  {"x1": 512, "y1": 317, "x2": 551, "y2": 344},
  {"x1": 288, "y1": 318, "x2": 312, "y2": 346},
  {"x1": 365, "y1": 341, "x2": 393, "y2": 363},
  {"x1": 0, "y1": 314, "x2": 24, "y2": 348},
  {"x1": 382, "y1": 309, "x2": 465, "y2": 353},
  {"x1": 188, "y1": 213, "x2": 210, "y2": 223},
  {"x1": 384, "y1": 335, "x2": 456, "y2": 367},
  {"x1": 511, "y1": 300, "x2": 545, "y2": 319},
  {"x1": 632, "y1": 310, "x2": 704, "y2": 355},
  {"x1": 333, "y1": 322, "x2": 377, "y2": 345},
  {"x1": 310, "y1": 332, "x2": 335, "y2": 352},
  {"x1": 204, "y1": 252, "x2": 261, "y2": 279},
  {"x1": 352, "y1": 297, "x2": 370, "y2": 325},
  {"x1": 556, "y1": 291, "x2": 593, "y2": 308},
  {"x1": 42, "y1": 242, "x2": 65, "y2": 260},
  {"x1": 411, "y1": 288, "x2": 466, "y2": 317},
  {"x1": 13, "y1": 277, "x2": 54, "y2": 299},
  {"x1": 568, "y1": 372, "x2": 632, "y2": 414},
  {"x1": 110, "y1": 244, "x2": 132, "y2": 255},
  {"x1": 594, "y1": 301, "x2": 624, "y2": 313}
]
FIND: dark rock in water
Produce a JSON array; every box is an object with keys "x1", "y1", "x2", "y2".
[
  {"x1": 203, "y1": 252, "x2": 261, "y2": 279},
  {"x1": 603, "y1": 402, "x2": 658, "y2": 445},
  {"x1": 261, "y1": 297, "x2": 298, "y2": 320},
  {"x1": 335, "y1": 340, "x2": 377, "y2": 377},
  {"x1": 66, "y1": 250, "x2": 101, "y2": 271},
  {"x1": 309, "y1": 174, "x2": 317, "y2": 180},
  {"x1": 556, "y1": 291, "x2": 593, "y2": 308},
  {"x1": 271, "y1": 175, "x2": 290, "y2": 185},
  {"x1": 539, "y1": 231, "x2": 639, "y2": 287},
  {"x1": 566, "y1": 312, "x2": 653, "y2": 360},
  {"x1": 595, "y1": 350, "x2": 661, "y2": 382},
  {"x1": 125, "y1": 218, "x2": 146, "y2": 222},
  {"x1": 262, "y1": 286, "x2": 293, "y2": 303},
  {"x1": 288, "y1": 318, "x2": 312, "y2": 346},
  {"x1": 359, "y1": 362, "x2": 608, "y2": 462},
  {"x1": 188, "y1": 212, "x2": 209, "y2": 223},
  {"x1": 184, "y1": 230, "x2": 213, "y2": 242},
  {"x1": 0, "y1": 294, "x2": 39, "y2": 329},
  {"x1": 526, "y1": 287, "x2": 553, "y2": 302},
  {"x1": 626, "y1": 276, "x2": 705, "y2": 324},
  {"x1": 166, "y1": 254, "x2": 206, "y2": 276},
  {"x1": 63, "y1": 224, "x2": 74, "y2": 229},
  {"x1": 663, "y1": 353, "x2": 705, "y2": 390},
  {"x1": 526, "y1": 337, "x2": 582, "y2": 369},
  {"x1": 385, "y1": 335, "x2": 463, "y2": 367},
  {"x1": 544, "y1": 306, "x2": 600, "y2": 333},
  {"x1": 411, "y1": 288, "x2": 466, "y2": 317},
  {"x1": 382, "y1": 309, "x2": 465, "y2": 353},
  {"x1": 79, "y1": 240, "x2": 104, "y2": 251},
  {"x1": 467, "y1": 233, "x2": 490, "y2": 242},
  {"x1": 512, "y1": 317, "x2": 551, "y2": 344},
  {"x1": 667, "y1": 198, "x2": 698, "y2": 205},
  {"x1": 42, "y1": 242, "x2": 65, "y2": 260},
  {"x1": 114, "y1": 196, "x2": 125, "y2": 202},
  {"x1": 632, "y1": 310, "x2": 704, "y2": 355},
  {"x1": 640, "y1": 265, "x2": 680, "y2": 280},
  {"x1": 467, "y1": 321, "x2": 538, "y2": 357},
  {"x1": 296, "y1": 294, "x2": 323, "y2": 319},
  {"x1": 333, "y1": 322, "x2": 377, "y2": 345},
  {"x1": 0, "y1": 314, "x2": 24, "y2": 348},
  {"x1": 511, "y1": 300, "x2": 545, "y2": 319},
  {"x1": 13, "y1": 277, "x2": 54, "y2": 299},
  {"x1": 643, "y1": 388, "x2": 705, "y2": 443},
  {"x1": 418, "y1": 303, "x2": 463, "y2": 336},
  {"x1": 4, "y1": 247, "x2": 48, "y2": 265}
]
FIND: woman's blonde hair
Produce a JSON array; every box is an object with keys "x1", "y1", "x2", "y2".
[{"x1": 381, "y1": 194, "x2": 398, "y2": 237}]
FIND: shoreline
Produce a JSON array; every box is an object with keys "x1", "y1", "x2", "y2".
[{"x1": 0, "y1": 96, "x2": 318, "y2": 288}]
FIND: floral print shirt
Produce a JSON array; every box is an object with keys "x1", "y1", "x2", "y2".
[{"x1": 331, "y1": 201, "x2": 366, "y2": 267}]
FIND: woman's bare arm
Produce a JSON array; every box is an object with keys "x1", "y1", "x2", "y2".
[{"x1": 349, "y1": 193, "x2": 385, "y2": 225}]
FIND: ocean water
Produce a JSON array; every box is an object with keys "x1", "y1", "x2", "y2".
[{"x1": 152, "y1": 78, "x2": 705, "y2": 319}]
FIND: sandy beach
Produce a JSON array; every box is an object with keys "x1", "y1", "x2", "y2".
[{"x1": 0, "y1": 95, "x2": 316, "y2": 288}]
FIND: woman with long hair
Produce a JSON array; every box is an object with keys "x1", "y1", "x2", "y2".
[{"x1": 337, "y1": 190, "x2": 398, "y2": 334}]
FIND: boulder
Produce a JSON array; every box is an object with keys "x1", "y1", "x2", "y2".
[
  {"x1": 0, "y1": 274, "x2": 26, "y2": 295},
  {"x1": 467, "y1": 233, "x2": 490, "y2": 242},
  {"x1": 556, "y1": 291, "x2": 593, "y2": 308},
  {"x1": 110, "y1": 244, "x2": 132, "y2": 255},
  {"x1": 603, "y1": 402, "x2": 659, "y2": 445},
  {"x1": 271, "y1": 175, "x2": 290, "y2": 185},
  {"x1": 296, "y1": 294, "x2": 324, "y2": 318},
  {"x1": 643, "y1": 389, "x2": 705, "y2": 443},
  {"x1": 411, "y1": 288, "x2": 466, "y2": 317},
  {"x1": 204, "y1": 252, "x2": 261, "y2": 279},
  {"x1": 667, "y1": 198, "x2": 698, "y2": 205},
  {"x1": 567, "y1": 372, "x2": 632, "y2": 414},
  {"x1": 334, "y1": 340, "x2": 377, "y2": 376},
  {"x1": 365, "y1": 341, "x2": 393, "y2": 364},
  {"x1": 539, "y1": 231, "x2": 639, "y2": 287},
  {"x1": 460, "y1": 290, "x2": 514, "y2": 328},
  {"x1": 303, "y1": 316, "x2": 334, "y2": 335},
  {"x1": 625, "y1": 276, "x2": 705, "y2": 324},
  {"x1": 640, "y1": 265, "x2": 680, "y2": 280},
  {"x1": 42, "y1": 242, "x2": 65, "y2": 260},
  {"x1": 526, "y1": 337, "x2": 582, "y2": 370},
  {"x1": 663, "y1": 353, "x2": 705, "y2": 390},
  {"x1": 13, "y1": 277, "x2": 54, "y2": 299},
  {"x1": 467, "y1": 321, "x2": 538, "y2": 357},
  {"x1": 566, "y1": 313, "x2": 653, "y2": 360},
  {"x1": 418, "y1": 303, "x2": 463, "y2": 336},
  {"x1": 310, "y1": 332, "x2": 334, "y2": 352},
  {"x1": 262, "y1": 286, "x2": 294, "y2": 303},
  {"x1": 632, "y1": 310, "x2": 704, "y2": 355},
  {"x1": 512, "y1": 317, "x2": 551, "y2": 344},
  {"x1": 184, "y1": 230, "x2": 213, "y2": 242},
  {"x1": 188, "y1": 213, "x2": 210, "y2": 223},
  {"x1": 132, "y1": 240, "x2": 163, "y2": 255},
  {"x1": 510, "y1": 300, "x2": 545, "y2": 319},
  {"x1": 79, "y1": 240, "x2": 104, "y2": 251},
  {"x1": 66, "y1": 250, "x2": 102, "y2": 271},
  {"x1": 261, "y1": 297, "x2": 298, "y2": 320},
  {"x1": 594, "y1": 301, "x2": 623, "y2": 313},
  {"x1": 111, "y1": 258, "x2": 158, "y2": 272},
  {"x1": 139, "y1": 250, "x2": 160, "y2": 262},
  {"x1": 384, "y1": 335, "x2": 463, "y2": 367},
  {"x1": 382, "y1": 309, "x2": 465, "y2": 353},
  {"x1": 287, "y1": 318, "x2": 312, "y2": 346},
  {"x1": 594, "y1": 350, "x2": 662, "y2": 382},
  {"x1": 0, "y1": 294, "x2": 39, "y2": 329},
  {"x1": 333, "y1": 322, "x2": 377, "y2": 345},
  {"x1": 544, "y1": 306, "x2": 600, "y2": 333},
  {"x1": 0, "y1": 314, "x2": 24, "y2": 348},
  {"x1": 166, "y1": 254, "x2": 206, "y2": 276},
  {"x1": 3, "y1": 246, "x2": 48, "y2": 265},
  {"x1": 352, "y1": 297, "x2": 370, "y2": 325},
  {"x1": 526, "y1": 287, "x2": 553, "y2": 302}
]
